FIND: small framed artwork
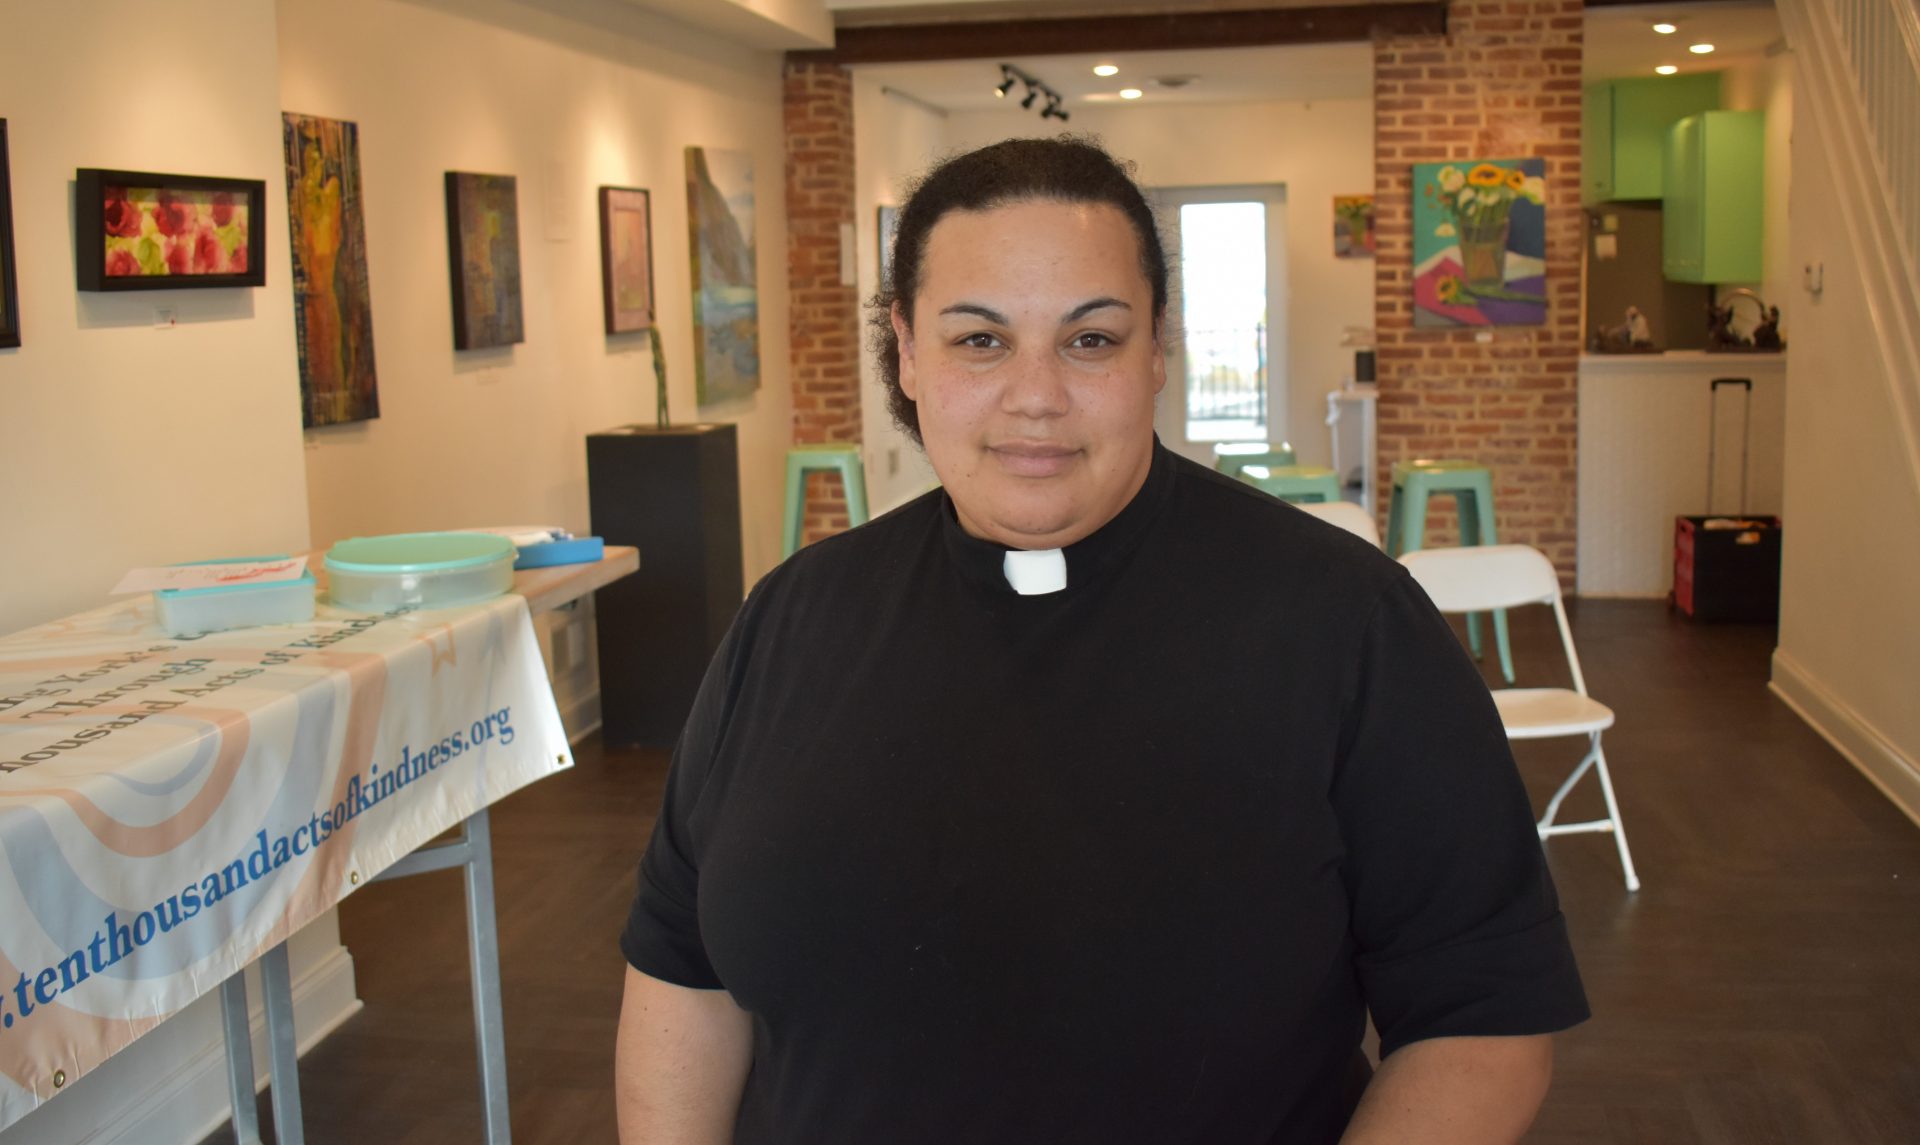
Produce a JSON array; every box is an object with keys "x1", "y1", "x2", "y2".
[
  {"x1": 598, "y1": 186, "x2": 654, "y2": 335},
  {"x1": 876, "y1": 204, "x2": 899, "y2": 287},
  {"x1": 0, "y1": 121, "x2": 20, "y2": 348},
  {"x1": 1413, "y1": 158, "x2": 1547, "y2": 328},
  {"x1": 445, "y1": 171, "x2": 525, "y2": 350},
  {"x1": 74, "y1": 168, "x2": 266, "y2": 291},
  {"x1": 1333, "y1": 195, "x2": 1375, "y2": 259}
]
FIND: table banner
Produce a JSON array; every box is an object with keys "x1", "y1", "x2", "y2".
[{"x1": 0, "y1": 593, "x2": 571, "y2": 1127}]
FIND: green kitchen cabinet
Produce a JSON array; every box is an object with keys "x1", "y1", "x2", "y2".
[
  {"x1": 1582, "y1": 73, "x2": 1721, "y2": 204},
  {"x1": 1663, "y1": 110, "x2": 1765, "y2": 283}
]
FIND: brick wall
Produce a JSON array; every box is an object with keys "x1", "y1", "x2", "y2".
[
  {"x1": 1373, "y1": 0, "x2": 1584, "y2": 581},
  {"x1": 783, "y1": 60, "x2": 864, "y2": 548}
]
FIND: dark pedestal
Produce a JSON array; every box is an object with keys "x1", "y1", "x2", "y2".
[{"x1": 588, "y1": 424, "x2": 744, "y2": 748}]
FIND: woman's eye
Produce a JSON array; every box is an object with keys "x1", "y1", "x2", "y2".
[
  {"x1": 1071, "y1": 332, "x2": 1116, "y2": 350},
  {"x1": 958, "y1": 332, "x2": 1002, "y2": 350}
]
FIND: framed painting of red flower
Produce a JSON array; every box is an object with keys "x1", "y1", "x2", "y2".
[{"x1": 74, "y1": 168, "x2": 267, "y2": 291}]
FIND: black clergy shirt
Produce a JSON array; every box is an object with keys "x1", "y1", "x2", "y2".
[{"x1": 621, "y1": 441, "x2": 1589, "y2": 1144}]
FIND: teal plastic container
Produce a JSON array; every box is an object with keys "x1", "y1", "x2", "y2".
[
  {"x1": 324, "y1": 532, "x2": 515, "y2": 611},
  {"x1": 154, "y1": 556, "x2": 317, "y2": 637}
]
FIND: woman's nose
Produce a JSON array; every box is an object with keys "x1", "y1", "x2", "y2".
[{"x1": 1000, "y1": 349, "x2": 1071, "y2": 419}]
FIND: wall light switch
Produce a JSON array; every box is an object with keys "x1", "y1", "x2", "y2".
[{"x1": 1802, "y1": 262, "x2": 1824, "y2": 295}]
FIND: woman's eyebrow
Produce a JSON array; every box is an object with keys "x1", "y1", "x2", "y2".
[
  {"x1": 1063, "y1": 297, "x2": 1131, "y2": 322},
  {"x1": 940, "y1": 302, "x2": 1010, "y2": 324}
]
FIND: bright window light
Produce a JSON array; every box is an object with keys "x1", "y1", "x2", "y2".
[
  {"x1": 1120, "y1": 88, "x2": 1143, "y2": 100},
  {"x1": 1653, "y1": 23, "x2": 1678, "y2": 34},
  {"x1": 1093, "y1": 64, "x2": 1119, "y2": 77},
  {"x1": 1689, "y1": 43, "x2": 1716, "y2": 54},
  {"x1": 1656, "y1": 64, "x2": 1679, "y2": 75}
]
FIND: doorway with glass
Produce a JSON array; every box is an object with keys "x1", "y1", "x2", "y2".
[{"x1": 1151, "y1": 185, "x2": 1289, "y2": 470}]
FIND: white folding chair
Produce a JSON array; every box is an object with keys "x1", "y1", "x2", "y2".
[
  {"x1": 1296, "y1": 501, "x2": 1382, "y2": 548},
  {"x1": 1399, "y1": 544, "x2": 1641, "y2": 892}
]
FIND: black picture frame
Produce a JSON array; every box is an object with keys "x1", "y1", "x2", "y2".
[
  {"x1": 74, "y1": 168, "x2": 267, "y2": 291},
  {"x1": 598, "y1": 185, "x2": 655, "y2": 335},
  {"x1": 0, "y1": 121, "x2": 19, "y2": 348}
]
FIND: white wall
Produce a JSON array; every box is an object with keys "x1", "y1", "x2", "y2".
[
  {"x1": 942, "y1": 98, "x2": 1377, "y2": 470},
  {"x1": 282, "y1": 0, "x2": 795, "y2": 584},
  {"x1": 1770, "y1": 89, "x2": 1920, "y2": 819},
  {"x1": 0, "y1": 1, "x2": 312, "y2": 637},
  {"x1": 850, "y1": 75, "x2": 944, "y2": 513}
]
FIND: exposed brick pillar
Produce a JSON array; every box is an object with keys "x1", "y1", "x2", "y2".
[
  {"x1": 783, "y1": 59, "x2": 864, "y2": 549},
  {"x1": 1373, "y1": 0, "x2": 1584, "y2": 583}
]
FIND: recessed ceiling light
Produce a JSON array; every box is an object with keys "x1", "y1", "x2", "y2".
[
  {"x1": 1656, "y1": 64, "x2": 1679, "y2": 75},
  {"x1": 1093, "y1": 64, "x2": 1119, "y2": 77},
  {"x1": 1120, "y1": 88, "x2": 1144, "y2": 100},
  {"x1": 1653, "y1": 23, "x2": 1678, "y2": 34},
  {"x1": 1689, "y1": 42, "x2": 1716, "y2": 54}
]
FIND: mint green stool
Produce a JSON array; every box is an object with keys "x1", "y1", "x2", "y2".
[
  {"x1": 1388, "y1": 459, "x2": 1513, "y2": 683},
  {"x1": 1213, "y1": 442, "x2": 1297, "y2": 479},
  {"x1": 782, "y1": 443, "x2": 870, "y2": 558},
  {"x1": 1239, "y1": 464, "x2": 1341, "y2": 504}
]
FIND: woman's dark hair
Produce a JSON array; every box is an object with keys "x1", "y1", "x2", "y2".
[{"x1": 868, "y1": 135, "x2": 1170, "y2": 444}]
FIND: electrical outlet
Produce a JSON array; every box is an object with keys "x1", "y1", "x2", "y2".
[{"x1": 1802, "y1": 262, "x2": 1824, "y2": 295}]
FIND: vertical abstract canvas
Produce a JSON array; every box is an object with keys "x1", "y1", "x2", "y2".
[
  {"x1": 1333, "y1": 195, "x2": 1375, "y2": 259},
  {"x1": 0, "y1": 121, "x2": 18, "y2": 349},
  {"x1": 445, "y1": 172, "x2": 524, "y2": 350},
  {"x1": 685, "y1": 147, "x2": 759, "y2": 406},
  {"x1": 1412, "y1": 159, "x2": 1546, "y2": 328},
  {"x1": 284, "y1": 113, "x2": 379, "y2": 427},
  {"x1": 599, "y1": 186, "x2": 654, "y2": 335}
]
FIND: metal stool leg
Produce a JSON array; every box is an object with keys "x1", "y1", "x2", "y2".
[
  {"x1": 259, "y1": 941, "x2": 305, "y2": 1145},
  {"x1": 218, "y1": 973, "x2": 263, "y2": 1145},
  {"x1": 462, "y1": 808, "x2": 514, "y2": 1144}
]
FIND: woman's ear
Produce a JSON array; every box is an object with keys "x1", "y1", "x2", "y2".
[{"x1": 892, "y1": 302, "x2": 919, "y2": 401}]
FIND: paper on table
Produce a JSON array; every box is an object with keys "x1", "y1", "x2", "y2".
[{"x1": 112, "y1": 556, "x2": 310, "y2": 595}]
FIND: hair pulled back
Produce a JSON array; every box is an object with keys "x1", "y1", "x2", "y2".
[{"x1": 868, "y1": 135, "x2": 1170, "y2": 444}]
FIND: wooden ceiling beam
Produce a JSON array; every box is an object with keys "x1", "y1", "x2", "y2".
[{"x1": 787, "y1": 3, "x2": 1450, "y2": 66}]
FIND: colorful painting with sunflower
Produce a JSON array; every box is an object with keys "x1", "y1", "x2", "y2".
[{"x1": 1412, "y1": 158, "x2": 1546, "y2": 328}]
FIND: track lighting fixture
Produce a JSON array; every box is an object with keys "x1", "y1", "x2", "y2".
[{"x1": 995, "y1": 64, "x2": 1068, "y2": 123}]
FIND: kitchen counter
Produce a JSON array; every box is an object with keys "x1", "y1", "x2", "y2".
[{"x1": 1577, "y1": 355, "x2": 1786, "y2": 596}]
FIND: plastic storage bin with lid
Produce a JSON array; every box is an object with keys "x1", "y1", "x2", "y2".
[
  {"x1": 324, "y1": 532, "x2": 516, "y2": 611},
  {"x1": 154, "y1": 557, "x2": 317, "y2": 637}
]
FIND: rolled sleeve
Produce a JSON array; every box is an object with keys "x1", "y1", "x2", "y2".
[{"x1": 1333, "y1": 573, "x2": 1590, "y2": 1057}]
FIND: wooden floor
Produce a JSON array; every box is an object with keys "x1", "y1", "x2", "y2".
[{"x1": 204, "y1": 600, "x2": 1920, "y2": 1144}]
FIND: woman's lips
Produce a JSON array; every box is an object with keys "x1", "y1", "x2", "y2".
[{"x1": 989, "y1": 442, "x2": 1080, "y2": 477}]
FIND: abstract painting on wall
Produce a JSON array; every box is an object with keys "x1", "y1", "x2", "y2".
[
  {"x1": 599, "y1": 185, "x2": 654, "y2": 335},
  {"x1": 0, "y1": 120, "x2": 18, "y2": 349},
  {"x1": 1412, "y1": 159, "x2": 1546, "y2": 328},
  {"x1": 686, "y1": 147, "x2": 759, "y2": 406},
  {"x1": 284, "y1": 113, "x2": 379, "y2": 427},
  {"x1": 445, "y1": 171, "x2": 524, "y2": 350},
  {"x1": 1333, "y1": 195, "x2": 1375, "y2": 259},
  {"x1": 74, "y1": 169, "x2": 266, "y2": 291}
]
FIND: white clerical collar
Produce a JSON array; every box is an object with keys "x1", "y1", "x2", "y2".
[{"x1": 1002, "y1": 548, "x2": 1068, "y2": 595}]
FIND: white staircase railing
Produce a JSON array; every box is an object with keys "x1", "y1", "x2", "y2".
[{"x1": 1778, "y1": 0, "x2": 1920, "y2": 486}]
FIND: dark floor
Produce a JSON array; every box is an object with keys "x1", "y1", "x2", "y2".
[{"x1": 204, "y1": 600, "x2": 1920, "y2": 1144}]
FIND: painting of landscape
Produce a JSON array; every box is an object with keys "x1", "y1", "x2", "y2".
[{"x1": 686, "y1": 147, "x2": 759, "y2": 406}]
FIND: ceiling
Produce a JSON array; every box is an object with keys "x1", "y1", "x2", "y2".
[{"x1": 843, "y1": 2, "x2": 1785, "y2": 113}]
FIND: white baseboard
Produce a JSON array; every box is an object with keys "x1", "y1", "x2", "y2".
[
  {"x1": 1771, "y1": 649, "x2": 1920, "y2": 827},
  {"x1": 0, "y1": 938, "x2": 362, "y2": 1145}
]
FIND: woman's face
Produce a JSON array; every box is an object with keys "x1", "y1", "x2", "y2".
[{"x1": 893, "y1": 199, "x2": 1164, "y2": 551}]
